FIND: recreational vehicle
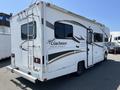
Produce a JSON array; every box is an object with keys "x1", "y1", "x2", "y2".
[
  {"x1": 8, "y1": 1, "x2": 110, "y2": 83},
  {"x1": 110, "y1": 32, "x2": 120, "y2": 45},
  {"x1": 0, "y1": 13, "x2": 11, "y2": 60},
  {"x1": 108, "y1": 32, "x2": 120, "y2": 53}
]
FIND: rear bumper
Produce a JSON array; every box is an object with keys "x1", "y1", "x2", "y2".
[{"x1": 7, "y1": 66, "x2": 38, "y2": 83}]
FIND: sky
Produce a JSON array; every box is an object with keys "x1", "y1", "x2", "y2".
[{"x1": 0, "y1": 0, "x2": 120, "y2": 32}]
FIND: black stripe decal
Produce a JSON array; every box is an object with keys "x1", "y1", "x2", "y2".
[
  {"x1": 48, "y1": 50, "x2": 74, "y2": 61},
  {"x1": 72, "y1": 37, "x2": 80, "y2": 43},
  {"x1": 41, "y1": 18, "x2": 54, "y2": 30},
  {"x1": 48, "y1": 50, "x2": 85, "y2": 64},
  {"x1": 46, "y1": 21, "x2": 54, "y2": 30},
  {"x1": 93, "y1": 43, "x2": 104, "y2": 48},
  {"x1": 45, "y1": 20, "x2": 89, "y2": 30},
  {"x1": 75, "y1": 36, "x2": 85, "y2": 40},
  {"x1": 58, "y1": 20, "x2": 88, "y2": 29}
]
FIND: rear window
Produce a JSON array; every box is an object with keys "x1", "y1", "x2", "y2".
[{"x1": 21, "y1": 21, "x2": 36, "y2": 40}]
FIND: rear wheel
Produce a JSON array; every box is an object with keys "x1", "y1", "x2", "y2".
[
  {"x1": 104, "y1": 52, "x2": 108, "y2": 61},
  {"x1": 76, "y1": 61, "x2": 85, "y2": 75}
]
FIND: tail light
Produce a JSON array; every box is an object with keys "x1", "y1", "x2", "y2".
[{"x1": 34, "y1": 57, "x2": 41, "y2": 64}]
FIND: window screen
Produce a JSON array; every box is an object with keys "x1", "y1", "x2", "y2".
[
  {"x1": 94, "y1": 33, "x2": 103, "y2": 42},
  {"x1": 21, "y1": 21, "x2": 36, "y2": 40},
  {"x1": 54, "y1": 22, "x2": 73, "y2": 39}
]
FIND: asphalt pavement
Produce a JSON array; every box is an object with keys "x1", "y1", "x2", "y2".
[{"x1": 0, "y1": 54, "x2": 120, "y2": 90}]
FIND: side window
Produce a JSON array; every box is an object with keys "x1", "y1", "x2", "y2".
[
  {"x1": 21, "y1": 21, "x2": 36, "y2": 40},
  {"x1": 94, "y1": 33, "x2": 103, "y2": 42},
  {"x1": 54, "y1": 22, "x2": 73, "y2": 39}
]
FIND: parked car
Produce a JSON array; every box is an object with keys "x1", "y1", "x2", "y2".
[{"x1": 107, "y1": 42, "x2": 120, "y2": 54}]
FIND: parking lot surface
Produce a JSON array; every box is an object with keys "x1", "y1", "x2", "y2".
[{"x1": 0, "y1": 54, "x2": 120, "y2": 90}]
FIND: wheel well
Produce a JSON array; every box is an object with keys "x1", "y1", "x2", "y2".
[
  {"x1": 105, "y1": 51, "x2": 108, "y2": 55},
  {"x1": 104, "y1": 51, "x2": 108, "y2": 60},
  {"x1": 78, "y1": 61, "x2": 85, "y2": 68}
]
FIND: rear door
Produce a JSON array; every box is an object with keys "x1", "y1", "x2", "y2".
[
  {"x1": 20, "y1": 21, "x2": 37, "y2": 70},
  {"x1": 10, "y1": 5, "x2": 43, "y2": 80}
]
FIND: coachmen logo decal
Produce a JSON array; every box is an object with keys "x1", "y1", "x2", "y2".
[{"x1": 48, "y1": 39, "x2": 67, "y2": 46}]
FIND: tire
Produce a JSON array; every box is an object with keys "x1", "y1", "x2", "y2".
[
  {"x1": 76, "y1": 61, "x2": 85, "y2": 76},
  {"x1": 104, "y1": 53, "x2": 108, "y2": 61}
]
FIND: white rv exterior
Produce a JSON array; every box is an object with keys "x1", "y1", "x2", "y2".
[
  {"x1": 0, "y1": 13, "x2": 11, "y2": 60},
  {"x1": 8, "y1": 1, "x2": 110, "y2": 83},
  {"x1": 110, "y1": 32, "x2": 120, "y2": 46}
]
